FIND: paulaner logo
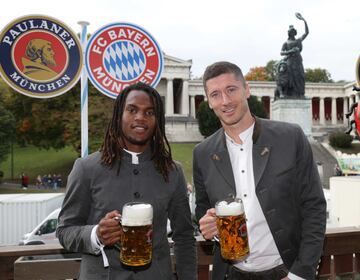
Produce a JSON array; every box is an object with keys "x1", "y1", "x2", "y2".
[
  {"x1": 85, "y1": 22, "x2": 164, "y2": 99},
  {"x1": 0, "y1": 15, "x2": 82, "y2": 98}
]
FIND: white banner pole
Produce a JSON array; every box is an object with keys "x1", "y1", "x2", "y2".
[{"x1": 78, "y1": 21, "x2": 89, "y2": 158}]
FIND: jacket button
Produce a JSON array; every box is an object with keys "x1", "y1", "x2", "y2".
[
  {"x1": 134, "y1": 192, "x2": 140, "y2": 199},
  {"x1": 133, "y1": 169, "x2": 139, "y2": 175}
]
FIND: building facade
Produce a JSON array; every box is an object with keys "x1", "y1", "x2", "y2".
[{"x1": 158, "y1": 54, "x2": 358, "y2": 142}]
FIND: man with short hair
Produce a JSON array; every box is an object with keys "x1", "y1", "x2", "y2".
[
  {"x1": 194, "y1": 61, "x2": 326, "y2": 280},
  {"x1": 57, "y1": 82, "x2": 197, "y2": 280}
]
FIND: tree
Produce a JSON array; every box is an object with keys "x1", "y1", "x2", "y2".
[
  {"x1": 245, "y1": 67, "x2": 268, "y2": 81},
  {"x1": 0, "y1": 100, "x2": 15, "y2": 165},
  {"x1": 265, "y1": 60, "x2": 278, "y2": 81},
  {"x1": 248, "y1": 96, "x2": 267, "y2": 118},
  {"x1": 305, "y1": 68, "x2": 333, "y2": 83},
  {"x1": 197, "y1": 96, "x2": 267, "y2": 137},
  {"x1": 0, "y1": 77, "x2": 114, "y2": 154},
  {"x1": 197, "y1": 101, "x2": 221, "y2": 137}
]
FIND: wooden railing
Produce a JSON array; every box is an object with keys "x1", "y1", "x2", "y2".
[{"x1": 0, "y1": 227, "x2": 359, "y2": 280}]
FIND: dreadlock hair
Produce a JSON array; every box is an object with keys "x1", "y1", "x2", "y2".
[{"x1": 100, "y1": 82, "x2": 174, "y2": 182}]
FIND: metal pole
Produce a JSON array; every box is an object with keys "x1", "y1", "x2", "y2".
[{"x1": 78, "y1": 21, "x2": 90, "y2": 158}]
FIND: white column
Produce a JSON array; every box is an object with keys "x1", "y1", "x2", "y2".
[
  {"x1": 319, "y1": 97, "x2": 325, "y2": 125},
  {"x1": 356, "y1": 93, "x2": 360, "y2": 103},
  {"x1": 181, "y1": 80, "x2": 189, "y2": 115},
  {"x1": 190, "y1": 95, "x2": 196, "y2": 118},
  {"x1": 166, "y1": 78, "x2": 174, "y2": 116},
  {"x1": 343, "y1": 97, "x2": 348, "y2": 125},
  {"x1": 331, "y1": 97, "x2": 337, "y2": 125}
]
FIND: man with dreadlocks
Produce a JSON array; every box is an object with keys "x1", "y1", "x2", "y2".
[{"x1": 57, "y1": 83, "x2": 197, "y2": 280}]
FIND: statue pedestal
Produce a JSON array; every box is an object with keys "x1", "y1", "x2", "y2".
[{"x1": 272, "y1": 98, "x2": 312, "y2": 136}]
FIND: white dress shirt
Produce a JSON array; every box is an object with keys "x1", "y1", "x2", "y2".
[{"x1": 225, "y1": 124, "x2": 304, "y2": 280}]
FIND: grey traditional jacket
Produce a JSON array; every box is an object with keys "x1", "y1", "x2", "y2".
[
  {"x1": 193, "y1": 117, "x2": 326, "y2": 280},
  {"x1": 57, "y1": 149, "x2": 197, "y2": 280}
]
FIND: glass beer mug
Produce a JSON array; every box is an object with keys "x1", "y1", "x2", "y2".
[
  {"x1": 120, "y1": 202, "x2": 153, "y2": 266},
  {"x1": 215, "y1": 197, "x2": 249, "y2": 260}
]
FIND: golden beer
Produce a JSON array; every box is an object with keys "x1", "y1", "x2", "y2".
[
  {"x1": 120, "y1": 202, "x2": 153, "y2": 266},
  {"x1": 215, "y1": 198, "x2": 249, "y2": 260},
  {"x1": 120, "y1": 224, "x2": 153, "y2": 266}
]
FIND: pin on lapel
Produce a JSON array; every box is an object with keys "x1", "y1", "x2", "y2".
[
  {"x1": 260, "y1": 147, "x2": 269, "y2": 156},
  {"x1": 212, "y1": 154, "x2": 220, "y2": 161}
]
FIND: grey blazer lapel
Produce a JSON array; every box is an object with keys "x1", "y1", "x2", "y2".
[
  {"x1": 253, "y1": 145, "x2": 271, "y2": 187},
  {"x1": 211, "y1": 130, "x2": 236, "y2": 194},
  {"x1": 252, "y1": 117, "x2": 271, "y2": 188}
]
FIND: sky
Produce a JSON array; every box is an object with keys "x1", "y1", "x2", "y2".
[{"x1": 1, "y1": 0, "x2": 359, "y2": 82}]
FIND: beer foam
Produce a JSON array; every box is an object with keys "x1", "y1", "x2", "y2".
[
  {"x1": 121, "y1": 203, "x2": 153, "y2": 226},
  {"x1": 215, "y1": 201, "x2": 244, "y2": 216}
]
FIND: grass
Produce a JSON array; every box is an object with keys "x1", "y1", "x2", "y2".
[
  {"x1": 0, "y1": 145, "x2": 78, "y2": 184},
  {"x1": 0, "y1": 143, "x2": 198, "y2": 193},
  {"x1": 171, "y1": 143, "x2": 197, "y2": 183}
]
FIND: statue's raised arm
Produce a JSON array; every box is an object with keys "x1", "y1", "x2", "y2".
[{"x1": 295, "y1": 12, "x2": 309, "y2": 41}]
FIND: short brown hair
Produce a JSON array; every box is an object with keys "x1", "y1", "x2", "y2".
[{"x1": 203, "y1": 61, "x2": 246, "y2": 92}]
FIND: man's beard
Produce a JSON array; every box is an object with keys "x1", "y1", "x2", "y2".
[
  {"x1": 42, "y1": 55, "x2": 57, "y2": 67},
  {"x1": 123, "y1": 134, "x2": 150, "y2": 147}
]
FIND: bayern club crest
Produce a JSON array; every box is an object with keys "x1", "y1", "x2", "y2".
[
  {"x1": 85, "y1": 22, "x2": 164, "y2": 99},
  {"x1": 0, "y1": 15, "x2": 82, "y2": 98}
]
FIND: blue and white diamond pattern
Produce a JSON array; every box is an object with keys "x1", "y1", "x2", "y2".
[{"x1": 103, "y1": 41, "x2": 146, "y2": 81}]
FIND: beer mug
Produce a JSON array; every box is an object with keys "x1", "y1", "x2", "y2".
[
  {"x1": 215, "y1": 197, "x2": 249, "y2": 260},
  {"x1": 120, "y1": 202, "x2": 153, "y2": 266}
]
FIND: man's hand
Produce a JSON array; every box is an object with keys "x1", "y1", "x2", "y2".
[
  {"x1": 199, "y1": 208, "x2": 218, "y2": 240},
  {"x1": 96, "y1": 210, "x2": 122, "y2": 246}
]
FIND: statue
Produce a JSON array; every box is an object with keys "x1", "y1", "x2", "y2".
[{"x1": 275, "y1": 12, "x2": 309, "y2": 99}]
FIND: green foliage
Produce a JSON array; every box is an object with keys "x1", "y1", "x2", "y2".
[
  {"x1": 329, "y1": 132, "x2": 353, "y2": 148},
  {"x1": 0, "y1": 75, "x2": 114, "y2": 155},
  {"x1": 248, "y1": 96, "x2": 267, "y2": 118},
  {"x1": 0, "y1": 99, "x2": 15, "y2": 164},
  {"x1": 197, "y1": 101, "x2": 221, "y2": 137},
  {"x1": 305, "y1": 68, "x2": 333, "y2": 83},
  {"x1": 265, "y1": 60, "x2": 278, "y2": 81}
]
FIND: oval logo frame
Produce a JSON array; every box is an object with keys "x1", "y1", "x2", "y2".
[{"x1": 0, "y1": 15, "x2": 82, "y2": 98}]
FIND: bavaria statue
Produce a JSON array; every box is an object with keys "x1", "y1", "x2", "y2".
[{"x1": 275, "y1": 12, "x2": 309, "y2": 99}]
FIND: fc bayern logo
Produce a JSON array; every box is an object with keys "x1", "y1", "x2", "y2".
[
  {"x1": 0, "y1": 15, "x2": 82, "y2": 98},
  {"x1": 85, "y1": 22, "x2": 164, "y2": 99}
]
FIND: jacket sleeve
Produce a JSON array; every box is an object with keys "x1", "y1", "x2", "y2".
[
  {"x1": 168, "y1": 164, "x2": 197, "y2": 280},
  {"x1": 56, "y1": 158, "x2": 97, "y2": 254},
  {"x1": 290, "y1": 128, "x2": 327, "y2": 279}
]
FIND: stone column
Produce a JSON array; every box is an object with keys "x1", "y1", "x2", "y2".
[
  {"x1": 331, "y1": 97, "x2": 337, "y2": 125},
  {"x1": 343, "y1": 97, "x2": 348, "y2": 125},
  {"x1": 190, "y1": 95, "x2": 196, "y2": 118},
  {"x1": 319, "y1": 97, "x2": 325, "y2": 125},
  {"x1": 181, "y1": 80, "x2": 189, "y2": 116},
  {"x1": 166, "y1": 78, "x2": 174, "y2": 116},
  {"x1": 356, "y1": 93, "x2": 360, "y2": 103}
]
